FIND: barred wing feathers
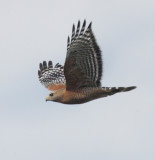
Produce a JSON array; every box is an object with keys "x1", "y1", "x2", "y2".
[
  {"x1": 38, "y1": 61, "x2": 66, "y2": 91},
  {"x1": 64, "y1": 20, "x2": 103, "y2": 91}
]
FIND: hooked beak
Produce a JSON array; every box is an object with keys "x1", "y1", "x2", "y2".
[{"x1": 45, "y1": 96, "x2": 50, "y2": 102}]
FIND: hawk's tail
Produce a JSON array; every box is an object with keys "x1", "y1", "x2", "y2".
[{"x1": 102, "y1": 86, "x2": 136, "y2": 96}]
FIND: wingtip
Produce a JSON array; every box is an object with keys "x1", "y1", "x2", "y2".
[
  {"x1": 83, "y1": 19, "x2": 86, "y2": 25},
  {"x1": 67, "y1": 36, "x2": 70, "y2": 43},
  {"x1": 72, "y1": 24, "x2": 75, "y2": 31},
  {"x1": 48, "y1": 60, "x2": 53, "y2": 68},
  {"x1": 43, "y1": 61, "x2": 47, "y2": 69},
  {"x1": 88, "y1": 22, "x2": 92, "y2": 29},
  {"x1": 43, "y1": 61, "x2": 46, "y2": 65},
  {"x1": 38, "y1": 70, "x2": 41, "y2": 76},
  {"x1": 77, "y1": 20, "x2": 80, "y2": 26},
  {"x1": 39, "y1": 63, "x2": 43, "y2": 70}
]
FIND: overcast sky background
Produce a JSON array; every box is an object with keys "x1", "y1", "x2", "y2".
[{"x1": 0, "y1": 0, "x2": 155, "y2": 160}]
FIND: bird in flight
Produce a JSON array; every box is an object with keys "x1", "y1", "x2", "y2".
[{"x1": 38, "y1": 20, "x2": 136, "y2": 104}]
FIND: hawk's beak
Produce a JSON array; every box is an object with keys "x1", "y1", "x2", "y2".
[{"x1": 46, "y1": 96, "x2": 50, "y2": 102}]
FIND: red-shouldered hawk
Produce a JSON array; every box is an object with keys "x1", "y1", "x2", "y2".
[{"x1": 38, "y1": 20, "x2": 136, "y2": 104}]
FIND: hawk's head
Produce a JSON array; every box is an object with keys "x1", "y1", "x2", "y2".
[{"x1": 46, "y1": 89, "x2": 65, "y2": 103}]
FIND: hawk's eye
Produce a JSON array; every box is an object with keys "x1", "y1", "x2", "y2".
[{"x1": 49, "y1": 93, "x2": 53, "y2": 96}]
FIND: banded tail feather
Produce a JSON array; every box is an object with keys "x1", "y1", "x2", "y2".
[{"x1": 102, "y1": 86, "x2": 136, "y2": 96}]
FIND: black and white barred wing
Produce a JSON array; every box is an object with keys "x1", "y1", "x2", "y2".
[
  {"x1": 64, "y1": 20, "x2": 103, "y2": 91},
  {"x1": 38, "y1": 61, "x2": 66, "y2": 91}
]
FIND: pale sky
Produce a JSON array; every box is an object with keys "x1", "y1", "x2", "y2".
[{"x1": 0, "y1": 0, "x2": 155, "y2": 160}]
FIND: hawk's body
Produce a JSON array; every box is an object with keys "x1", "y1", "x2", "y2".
[{"x1": 38, "y1": 20, "x2": 136, "y2": 104}]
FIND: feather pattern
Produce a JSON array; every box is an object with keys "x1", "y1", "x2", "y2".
[
  {"x1": 38, "y1": 61, "x2": 66, "y2": 90},
  {"x1": 65, "y1": 20, "x2": 103, "y2": 91},
  {"x1": 38, "y1": 20, "x2": 136, "y2": 104}
]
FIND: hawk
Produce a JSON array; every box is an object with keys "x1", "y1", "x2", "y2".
[{"x1": 38, "y1": 20, "x2": 136, "y2": 104}]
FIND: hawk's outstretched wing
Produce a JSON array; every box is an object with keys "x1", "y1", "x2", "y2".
[
  {"x1": 64, "y1": 20, "x2": 103, "y2": 91},
  {"x1": 38, "y1": 61, "x2": 66, "y2": 91}
]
